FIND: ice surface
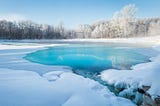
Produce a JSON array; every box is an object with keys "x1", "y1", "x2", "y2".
[
  {"x1": 0, "y1": 37, "x2": 159, "y2": 106},
  {"x1": 0, "y1": 42, "x2": 136, "y2": 106}
]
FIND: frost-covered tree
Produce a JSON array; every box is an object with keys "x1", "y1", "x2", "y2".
[
  {"x1": 77, "y1": 24, "x2": 92, "y2": 38},
  {"x1": 120, "y1": 4, "x2": 137, "y2": 37},
  {"x1": 89, "y1": 4, "x2": 138, "y2": 38},
  {"x1": 120, "y1": 4, "x2": 137, "y2": 20},
  {"x1": 91, "y1": 22, "x2": 110, "y2": 38},
  {"x1": 56, "y1": 22, "x2": 65, "y2": 36},
  {"x1": 0, "y1": 20, "x2": 69, "y2": 39},
  {"x1": 0, "y1": 4, "x2": 160, "y2": 39}
]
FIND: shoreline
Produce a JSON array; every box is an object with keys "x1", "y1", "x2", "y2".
[
  {"x1": 1, "y1": 35, "x2": 160, "y2": 48},
  {"x1": 0, "y1": 36, "x2": 159, "y2": 105},
  {"x1": 0, "y1": 39, "x2": 137, "y2": 106}
]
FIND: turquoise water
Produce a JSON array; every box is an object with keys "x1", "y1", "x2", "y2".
[{"x1": 24, "y1": 44, "x2": 150, "y2": 79}]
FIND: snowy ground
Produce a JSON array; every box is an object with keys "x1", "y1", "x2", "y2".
[
  {"x1": 0, "y1": 36, "x2": 159, "y2": 106},
  {"x1": 0, "y1": 42, "x2": 135, "y2": 106},
  {"x1": 100, "y1": 45, "x2": 160, "y2": 105},
  {"x1": 0, "y1": 68, "x2": 136, "y2": 106},
  {"x1": 1, "y1": 35, "x2": 160, "y2": 46}
]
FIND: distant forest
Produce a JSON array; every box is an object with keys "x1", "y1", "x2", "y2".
[{"x1": 0, "y1": 4, "x2": 160, "y2": 39}]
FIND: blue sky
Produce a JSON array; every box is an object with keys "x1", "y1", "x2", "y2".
[{"x1": 0, "y1": 0, "x2": 160, "y2": 28}]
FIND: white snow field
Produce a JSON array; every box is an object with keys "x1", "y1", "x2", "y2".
[
  {"x1": 0, "y1": 41, "x2": 135, "y2": 106},
  {"x1": 0, "y1": 68, "x2": 136, "y2": 106},
  {"x1": 0, "y1": 36, "x2": 159, "y2": 106}
]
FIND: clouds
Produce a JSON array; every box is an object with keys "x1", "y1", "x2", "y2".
[{"x1": 0, "y1": 13, "x2": 27, "y2": 21}]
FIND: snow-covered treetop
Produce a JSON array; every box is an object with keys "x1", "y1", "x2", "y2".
[
  {"x1": 112, "y1": 4, "x2": 138, "y2": 21},
  {"x1": 121, "y1": 4, "x2": 138, "y2": 19}
]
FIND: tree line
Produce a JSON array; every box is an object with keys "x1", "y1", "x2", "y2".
[
  {"x1": 0, "y1": 4, "x2": 160, "y2": 39},
  {"x1": 0, "y1": 20, "x2": 68, "y2": 39},
  {"x1": 76, "y1": 4, "x2": 160, "y2": 38}
]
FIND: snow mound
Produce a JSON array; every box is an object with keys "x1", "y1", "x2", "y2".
[
  {"x1": 0, "y1": 68, "x2": 135, "y2": 106},
  {"x1": 101, "y1": 46, "x2": 160, "y2": 104}
]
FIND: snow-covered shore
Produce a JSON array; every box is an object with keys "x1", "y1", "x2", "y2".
[
  {"x1": 1, "y1": 35, "x2": 160, "y2": 46},
  {"x1": 0, "y1": 36, "x2": 160, "y2": 106},
  {"x1": 0, "y1": 68, "x2": 137, "y2": 106},
  {"x1": 100, "y1": 40, "x2": 160, "y2": 105},
  {"x1": 0, "y1": 41, "x2": 135, "y2": 106},
  {"x1": 101, "y1": 51, "x2": 160, "y2": 105}
]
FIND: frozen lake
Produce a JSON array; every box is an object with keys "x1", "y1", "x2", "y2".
[
  {"x1": 24, "y1": 44, "x2": 150, "y2": 80},
  {"x1": 0, "y1": 40, "x2": 159, "y2": 106}
]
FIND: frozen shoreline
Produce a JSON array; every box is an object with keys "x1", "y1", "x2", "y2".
[
  {"x1": 100, "y1": 44, "x2": 160, "y2": 105},
  {"x1": 1, "y1": 35, "x2": 160, "y2": 46},
  {"x1": 0, "y1": 41, "x2": 136, "y2": 106},
  {"x1": 0, "y1": 36, "x2": 160, "y2": 106}
]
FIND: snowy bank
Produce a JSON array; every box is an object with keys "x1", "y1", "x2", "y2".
[
  {"x1": 101, "y1": 46, "x2": 160, "y2": 105},
  {"x1": 0, "y1": 68, "x2": 135, "y2": 106},
  {"x1": 1, "y1": 35, "x2": 160, "y2": 46},
  {"x1": 0, "y1": 42, "x2": 136, "y2": 106},
  {"x1": 0, "y1": 36, "x2": 160, "y2": 106}
]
